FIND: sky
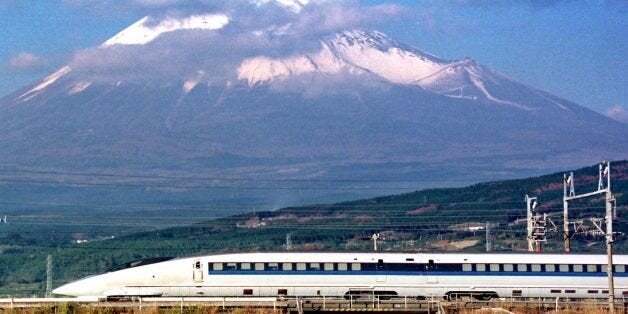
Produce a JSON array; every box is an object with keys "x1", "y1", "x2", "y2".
[{"x1": 0, "y1": 0, "x2": 626, "y2": 122}]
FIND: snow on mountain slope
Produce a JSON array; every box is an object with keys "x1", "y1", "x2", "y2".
[
  {"x1": 11, "y1": 15, "x2": 571, "y2": 113},
  {"x1": 17, "y1": 66, "x2": 72, "y2": 102},
  {"x1": 12, "y1": 14, "x2": 229, "y2": 102},
  {"x1": 326, "y1": 30, "x2": 446, "y2": 85},
  {"x1": 238, "y1": 30, "x2": 447, "y2": 86},
  {"x1": 102, "y1": 14, "x2": 229, "y2": 47},
  {"x1": 237, "y1": 44, "x2": 360, "y2": 84},
  {"x1": 237, "y1": 30, "x2": 544, "y2": 110}
]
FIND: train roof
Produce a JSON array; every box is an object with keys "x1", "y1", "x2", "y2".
[{"x1": 174, "y1": 251, "x2": 628, "y2": 264}]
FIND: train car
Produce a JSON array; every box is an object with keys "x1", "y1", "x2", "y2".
[{"x1": 53, "y1": 252, "x2": 628, "y2": 300}]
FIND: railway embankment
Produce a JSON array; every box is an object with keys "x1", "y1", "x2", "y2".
[{"x1": 0, "y1": 297, "x2": 624, "y2": 313}]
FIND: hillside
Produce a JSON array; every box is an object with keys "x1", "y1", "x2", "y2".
[{"x1": 0, "y1": 161, "x2": 626, "y2": 297}]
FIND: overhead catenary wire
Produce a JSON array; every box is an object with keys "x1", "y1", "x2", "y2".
[
  {"x1": 0, "y1": 199, "x2": 619, "y2": 211},
  {"x1": 0, "y1": 168, "x2": 505, "y2": 183},
  {"x1": 0, "y1": 163, "x2": 580, "y2": 191},
  {"x1": 1, "y1": 204, "x2": 623, "y2": 229},
  {"x1": 0, "y1": 177, "x2": 421, "y2": 191}
]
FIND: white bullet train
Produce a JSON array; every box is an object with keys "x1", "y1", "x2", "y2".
[{"x1": 54, "y1": 252, "x2": 628, "y2": 300}]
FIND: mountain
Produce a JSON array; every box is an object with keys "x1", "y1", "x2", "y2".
[{"x1": 1, "y1": 15, "x2": 627, "y2": 207}]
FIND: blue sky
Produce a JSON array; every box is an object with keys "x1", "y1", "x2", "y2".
[{"x1": 0, "y1": 0, "x2": 626, "y2": 120}]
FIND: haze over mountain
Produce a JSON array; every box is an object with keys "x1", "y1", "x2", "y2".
[{"x1": 1, "y1": 8, "x2": 626, "y2": 207}]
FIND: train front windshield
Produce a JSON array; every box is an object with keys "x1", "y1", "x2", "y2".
[{"x1": 106, "y1": 257, "x2": 175, "y2": 272}]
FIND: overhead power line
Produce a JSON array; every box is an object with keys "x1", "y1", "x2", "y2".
[
  {"x1": 0, "y1": 177, "x2": 417, "y2": 191},
  {"x1": 0, "y1": 168, "x2": 489, "y2": 183}
]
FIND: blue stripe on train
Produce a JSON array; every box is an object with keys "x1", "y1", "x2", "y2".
[{"x1": 207, "y1": 270, "x2": 628, "y2": 277}]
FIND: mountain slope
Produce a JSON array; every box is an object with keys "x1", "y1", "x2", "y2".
[
  {"x1": 0, "y1": 161, "x2": 626, "y2": 296},
  {"x1": 1, "y1": 17, "x2": 627, "y2": 206}
]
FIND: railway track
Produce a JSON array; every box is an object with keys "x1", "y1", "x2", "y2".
[{"x1": 0, "y1": 296, "x2": 625, "y2": 313}]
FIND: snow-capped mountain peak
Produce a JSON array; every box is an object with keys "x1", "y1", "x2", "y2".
[
  {"x1": 237, "y1": 29, "x2": 449, "y2": 86},
  {"x1": 102, "y1": 14, "x2": 229, "y2": 47},
  {"x1": 13, "y1": 20, "x2": 570, "y2": 113},
  {"x1": 237, "y1": 29, "x2": 553, "y2": 111},
  {"x1": 329, "y1": 30, "x2": 398, "y2": 51},
  {"x1": 3, "y1": 15, "x2": 626, "y2": 187}
]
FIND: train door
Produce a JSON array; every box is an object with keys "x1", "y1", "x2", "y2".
[
  {"x1": 376, "y1": 259, "x2": 386, "y2": 282},
  {"x1": 193, "y1": 259, "x2": 204, "y2": 283},
  {"x1": 426, "y1": 259, "x2": 438, "y2": 284}
]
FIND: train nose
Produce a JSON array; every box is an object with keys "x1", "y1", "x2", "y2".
[
  {"x1": 52, "y1": 282, "x2": 81, "y2": 296},
  {"x1": 53, "y1": 278, "x2": 99, "y2": 297}
]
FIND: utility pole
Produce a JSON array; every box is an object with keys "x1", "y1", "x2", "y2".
[
  {"x1": 526, "y1": 195, "x2": 537, "y2": 252},
  {"x1": 604, "y1": 162, "x2": 615, "y2": 314},
  {"x1": 562, "y1": 162, "x2": 614, "y2": 313},
  {"x1": 371, "y1": 233, "x2": 380, "y2": 251},
  {"x1": 563, "y1": 172, "x2": 574, "y2": 252},
  {"x1": 485, "y1": 222, "x2": 491, "y2": 252},
  {"x1": 45, "y1": 255, "x2": 52, "y2": 298},
  {"x1": 285, "y1": 233, "x2": 292, "y2": 251}
]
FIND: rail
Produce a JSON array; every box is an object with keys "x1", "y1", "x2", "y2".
[{"x1": 0, "y1": 295, "x2": 626, "y2": 313}]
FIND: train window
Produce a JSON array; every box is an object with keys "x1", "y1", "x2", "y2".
[
  {"x1": 213, "y1": 263, "x2": 223, "y2": 271},
  {"x1": 573, "y1": 265, "x2": 583, "y2": 272},
  {"x1": 503, "y1": 264, "x2": 513, "y2": 272},
  {"x1": 241, "y1": 263, "x2": 251, "y2": 270},
  {"x1": 489, "y1": 264, "x2": 499, "y2": 272},
  {"x1": 296, "y1": 263, "x2": 306, "y2": 271},
  {"x1": 439, "y1": 263, "x2": 462, "y2": 272},
  {"x1": 475, "y1": 264, "x2": 486, "y2": 272},
  {"x1": 602, "y1": 290, "x2": 608, "y2": 294},
  {"x1": 268, "y1": 263, "x2": 279, "y2": 271},
  {"x1": 517, "y1": 264, "x2": 527, "y2": 272},
  {"x1": 531, "y1": 264, "x2": 541, "y2": 272},
  {"x1": 559, "y1": 264, "x2": 569, "y2": 272},
  {"x1": 282, "y1": 263, "x2": 293, "y2": 271},
  {"x1": 615, "y1": 265, "x2": 626, "y2": 273},
  {"x1": 324, "y1": 263, "x2": 334, "y2": 271},
  {"x1": 255, "y1": 263, "x2": 264, "y2": 271},
  {"x1": 337, "y1": 263, "x2": 348, "y2": 271},
  {"x1": 225, "y1": 263, "x2": 237, "y2": 271},
  {"x1": 351, "y1": 263, "x2": 361, "y2": 271},
  {"x1": 309, "y1": 263, "x2": 321, "y2": 270},
  {"x1": 278, "y1": 289, "x2": 288, "y2": 295},
  {"x1": 586, "y1": 265, "x2": 597, "y2": 272},
  {"x1": 243, "y1": 289, "x2": 253, "y2": 296},
  {"x1": 565, "y1": 290, "x2": 576, "y2": 294},
  {"x1": 512, "y1": 290, "x2": 522, "y2": 297},
  {"x1": 588, "y1": 290, "x2": 598, "y2": 294},
  {"x1": 550, "y1": 289, "x2": 561, "y2": 294},
  {"x1": 406, "y1": 258, "x2": 414, "y2": 261},
  {"x1": 462, "y1": 264, "x2": 472, "y2": 272},
  {"x1": 545, "y1": 264, "x2": 555, "y2": 272}
]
